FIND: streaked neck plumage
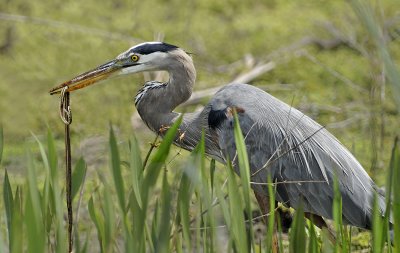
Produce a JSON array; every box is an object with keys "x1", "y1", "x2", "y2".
[{"x1": 135, "y1": 49, "x2": 196, "y2": 133}]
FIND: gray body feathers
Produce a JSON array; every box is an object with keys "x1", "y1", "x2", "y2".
[{"x1": 178, "y1": 83, "x2": 385, "y2": 229}]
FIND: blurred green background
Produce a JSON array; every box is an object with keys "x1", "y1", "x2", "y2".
[{"x1": 0, "y1": 0, "x2": 399, "y2": 182}]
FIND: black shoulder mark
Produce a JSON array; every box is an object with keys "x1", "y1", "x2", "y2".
[{"x1": 208, "y1": 106, "x2": 246, "y2": 130}]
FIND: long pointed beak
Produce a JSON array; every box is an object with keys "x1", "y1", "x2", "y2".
[{"x1": 49, "y1": 59, "x2": 124, "y2": 95}]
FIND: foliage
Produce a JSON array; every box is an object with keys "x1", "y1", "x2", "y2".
[
  {"x1": 0, "y1": 0, "x2": 399, "y2": 176},
  {"x1": 0, "y1": 125, "x2": 398, "y2": 252}
]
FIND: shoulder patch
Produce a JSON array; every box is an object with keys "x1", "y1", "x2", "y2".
[
  {"x1": 208, "y1": 108, "x2": 228, "y2": 130},
  {"x1": 208, "y1": 106, "x2": 245, "y2": 130}
]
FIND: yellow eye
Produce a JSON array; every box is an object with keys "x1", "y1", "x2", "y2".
[{"x1": 131, "y1": 54, "x2": 140, "y2": 62}]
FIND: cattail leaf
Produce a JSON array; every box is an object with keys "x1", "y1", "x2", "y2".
[
  {"x1": 109, "y1": 126, "x2": 126, "y2": 212},
  {"x1": 144, "y1": 116, "x2": 182, "y2": 188},
  {"x1": 155, "y1": 172, "x2": 172, "y2": 253},
  {"x1": 88, "y1": 196, "x2": 105, "y2": 251},
  {"x1": 227, "y1": 160, "x2": 248, "y2": 253},
  {"x1": 0, "y1": 126, "x2": 3, "y2": 164},
  {"x1": 3, "y1": 170, "x2": 13, "y2": 252},
  {"x1": 47, "y1": 130, "x2": 58, "y2": 181},
  {"x1": 129, "y1": 136, "x2": 143, "y2": 208},
  {"x1": 390, "y1": 137, "x2": 400, "y2": 249},
  {"x1": 177, "y1": 170, "x2": 192, "y2": 250},
  {"x1": 290, "y1": 202, "x2": 306, "y2": 253},
  {"x1": 71, "y1": 157, "x2": 87, "y2": 201}
]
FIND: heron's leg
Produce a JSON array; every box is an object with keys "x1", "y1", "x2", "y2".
[{"x1": 254, "y1": 191, "x2": 279, "y2": 253}]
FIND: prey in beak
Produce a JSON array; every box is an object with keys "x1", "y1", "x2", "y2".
[
  {"x1": 48, "y1": 48, "x2": 148, "y2": 95},
  {"x1": 49, "y1": 59, "x2": 128, "y2": 95}
]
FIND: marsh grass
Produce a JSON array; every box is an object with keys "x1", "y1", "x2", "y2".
[{"x1": 0, "y1": 119, "x2": 399, "y2": 252}]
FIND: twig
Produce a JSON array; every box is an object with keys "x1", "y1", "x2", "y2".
[
  {"x1": 252, "y1": 125, "x2": 326, "y2": 177},
  {"x1": 250, "y1": 180, "x2": 327, "y2": 186},
  {"x1": 59, "y1": 87, "x2": 73, "y2": 253},
  {"x1": 181, "y1": 61, "x2": 276, "y2": 106},
  {"x1": 143, "y1": 134, "x2": 160, "y2": 169}
]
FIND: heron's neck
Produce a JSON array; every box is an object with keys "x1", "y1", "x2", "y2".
[
  {"x1": 166, "y1": 61, "x2": 196, "y2": 109},
  {"x1": 136, "y1": 53, "x2": 196, "y2": 133}
]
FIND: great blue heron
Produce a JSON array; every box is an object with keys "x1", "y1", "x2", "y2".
[{"x1": 50, "y1": 41, "x2": 387, "y2": 232}]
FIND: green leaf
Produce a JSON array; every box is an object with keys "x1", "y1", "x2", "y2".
[
  {"x1": 210, "y1": 159, "x2": 216, "y2": 199},
  {"x1": 289, "y1": 202, "x2": 306, "y2": 253},
  {"x1": 233, "y1": 111, "x2": 254, "y2": 250},
  {"x1": 71, "y1": 157, "x2": 87, "y2": 201},
  {"x1": 390, "y1": 137, "x2": 400, "y2": 251},
  {"x1": 129, "y1": 136, "x2": 143, "y2": 208},
  {"x1": 177, "y1": 171, "x2": 192, "y2": 250},
  {"x1": 265, "y1": 176, "x2": 276, "y2": 252},
  {"x1": 47, "y1": 129, "x2": 58, "y2": 181},
  {"x1": 232, "y1": 111, "x2": 252, "y2": 209},
  {"x1": 155, "y1": 172, "x2": 172, "y2": 253},
  {"x1": 227, "y1": 160, "x2": 248, "y2": 253},
  {"x1": 372, "y1": 192, "x2": 384, "y2": 253},
  {"x1": 102, "y1": 186, "x2": 115, "y2": 252},
  {"x1": 25, "y1": 153, "x2": 45, "y2": 253},
  {"x1": 88, "y1": 196, "x2": 105, "y2": 252},
  {"x1": 11, "y1": 186, "x2": 23, "y2": 253},
  {"x1": 109, "y1": 126, "x2": 126, "y2": 212},
  {"x1": 0, "y1": 126, "x2": 3, "y2": 164},
  {"x1": 143, "y1": 116, "x2": 182, "y2": 203},
  {"x1": 308, "y1": 219, "x2": 319, "y2": 253},
  {"x1": 3, "y1": 170, "x2": 13, "y2": 252}
]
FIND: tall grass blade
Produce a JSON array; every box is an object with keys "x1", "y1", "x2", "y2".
[
  {"x1": 32, "y1": 133, "x2": 51, "y2": 226},
  {"x1": 332, "y1": 174, "x2": 343, "y2": 252},
  {"x1": 390, "y1": 137, "x2": 400, "y2": 251},
  {"x1": 102, "y1": 186, "x2": 115, "y2": 252},
  {"x1": 155, "y1": 172, "x2": 172, "y2": 253},
  {"x1": 109, "y1": 126, "x2": 126, "y2": 213},
  {"x1": 129, "y1": 188, "x2": 146, "y2": 253},
  {"x1": 47, "y1": 130, "x2": 58, "y2": 181},
  {"x1": 233, "y1": 112, "x2": 253, "y2": 211},
  {"x1": 265, "y1": 176, "x2": 276, "y2": 252},
  {"x1": 46, "y1": 130, "x2": 66, "y2": 253},
  {"x1": 26, "y1": 151, "x2": 45, "y2": 252},
  {"x1": 290, "y1": 202, "x2": 306, "y2": 253},
  {"x1": 88, "y1": 196, "x2": 105, "y2": 252},
  {"x1": 227, "y1": 159, "x2": 249, "y2": 253},
  {"x1": 11, "y1": 186, "x2": 23, "y2": 253},
  {"x1": 308, "y1": 219, "x2": 319, "y2": 253},
  {"x1": 3, "y1": 170, "x2": 13, "y2": 252},
  {"x1": 372, "y1": 192, "x2": 384, "y2": 253},
  {"x1": 0, "y1": 126, "x2": 3, "y2": 164},
  {"x1": 176, "y1": 168, "x2": 193, "y2": 250},
  {"x1": 233, "y1": 111, "x2": 255, "y2": 251},
  {"x1": 71, "y1": 157, "x2": 87, "y2": 201},
  {"x1": 129, "y1": 135, "x2": 143, "y2": 208},
  {"x1": 144, "y1": 116, "x2": 182, "y2": 189}
]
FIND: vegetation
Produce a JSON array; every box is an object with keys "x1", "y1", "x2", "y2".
[{"x1": 0, "y1": 0, "x2": 399, "y2": 252}]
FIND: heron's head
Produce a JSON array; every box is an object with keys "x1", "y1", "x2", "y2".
[{"x1": 49, "y1": 42, "x2": 187, "y2": 95}]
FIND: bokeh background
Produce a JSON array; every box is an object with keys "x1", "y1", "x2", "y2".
[{"x1": 0, "y1": 0, "x2": 399, "y2": 184}]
